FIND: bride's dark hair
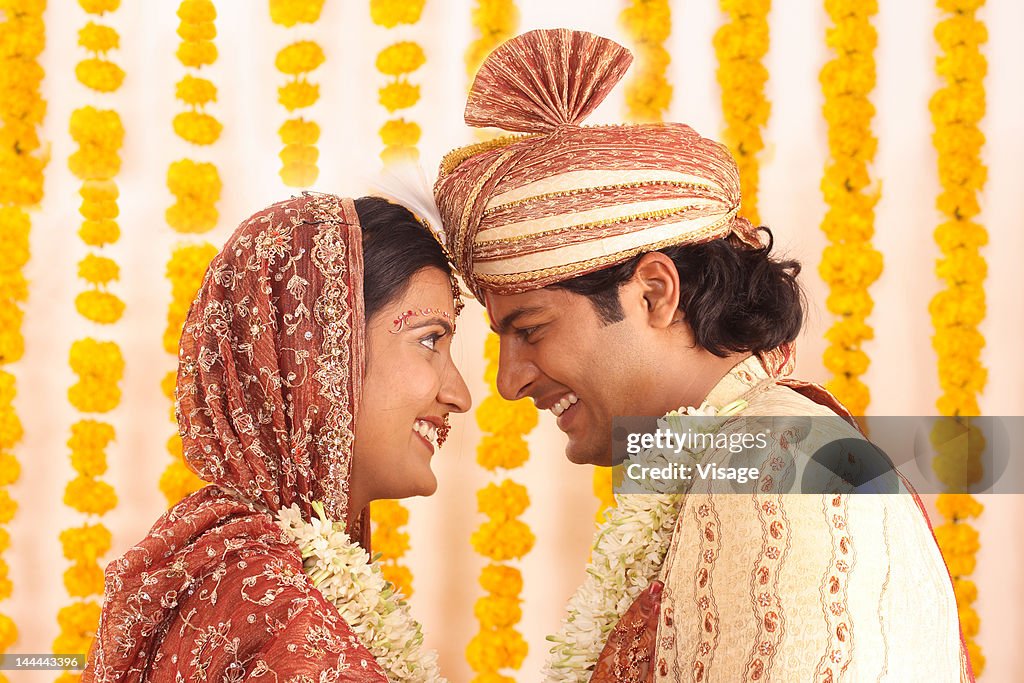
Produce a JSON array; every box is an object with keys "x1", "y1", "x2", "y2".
[{"x1": 355, "y1": 196, "x2": 453, "y2": 322}]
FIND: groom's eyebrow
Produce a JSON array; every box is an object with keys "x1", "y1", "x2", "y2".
[{"x1": 489, "y1": 306, "x2": 544, "y2": 335}]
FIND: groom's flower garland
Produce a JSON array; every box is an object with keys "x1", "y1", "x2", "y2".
[
  {"x1": 468, "y1": 332, "x2": 535, "y2": 681},
  {"x1": 277, "y1": 502, "x2": 445, "y2": 683},
  {"x1": 58, "y1": 1, "x2": 125, "y2": 675},
  {"x1": 818, "y1": 0, "x2": 882, "y2": 419},
  {"x1": 714, "y1": 0, "x2": 770, "y2": 226},
  {"x1": 544, "y1": 402, "x2": 743, "y2": 681},
  {"x1": 619, "y1": 0, "x2": 672, "y2": 123},
  {"x1": 929, "y1": 0, "x2": 989, "y2": 674},
  {"x1": 161, "y1": 0, "x2": 223, "y2": 506},
  {"x1": 271, "y1": 0, "x2": 325, "y2": 187},
  {"x1": 0, "y1": 0, "x2": 48, "y2": 663}
]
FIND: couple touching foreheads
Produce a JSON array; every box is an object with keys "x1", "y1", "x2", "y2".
[{"x1": 85, "y1": 29, "x2": 972, "y2": 683}]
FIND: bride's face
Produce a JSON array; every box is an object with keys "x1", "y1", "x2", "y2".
[{"x1": 351, "y1": 266, "x2": 471, "y2": 508}]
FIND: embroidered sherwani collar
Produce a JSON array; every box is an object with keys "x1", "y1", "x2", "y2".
[{"x1": 702, "y1": 354, "x2": 774, "y2": 409}]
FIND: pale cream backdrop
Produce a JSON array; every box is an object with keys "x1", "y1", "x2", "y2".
[{"x1": 8, "y1": 0, "x2": 1024, "y2": 681}]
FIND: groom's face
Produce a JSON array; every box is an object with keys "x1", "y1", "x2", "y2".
[{"x1": 485, "y1": 285, "x2": 654, "y2": 466}]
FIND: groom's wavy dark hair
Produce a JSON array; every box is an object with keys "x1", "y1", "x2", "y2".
[
  {"x1": 551, "y1": 227, "x2": 805, "y2": 357},
  {"x1": 355, "y1": 196, "x2": 452, "y2": 322}
]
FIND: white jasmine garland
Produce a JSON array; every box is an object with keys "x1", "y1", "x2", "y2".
[
  {"x1": 542, "y1": 400, "x2": 746, "y2": 682},
  {"x1": 276, "y1": 501, "x2": 446, "y2": 683}
]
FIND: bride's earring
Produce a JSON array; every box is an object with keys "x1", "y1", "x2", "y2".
[{"x1": 437, "y1": 415, "x2": 451, "y2": 447}]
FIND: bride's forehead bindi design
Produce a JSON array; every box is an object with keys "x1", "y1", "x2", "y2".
[{"x1": 389, "y1": 308, "x2": 453, "y2": 334}]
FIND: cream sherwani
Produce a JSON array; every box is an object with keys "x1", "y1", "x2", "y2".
[{"x1": 654, "y1": 356, "x2": 971, "y2": 682}]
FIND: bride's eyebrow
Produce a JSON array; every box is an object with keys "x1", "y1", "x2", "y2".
[{"x1": 389, "y1": 309, "x2": 453, "y2": 335}]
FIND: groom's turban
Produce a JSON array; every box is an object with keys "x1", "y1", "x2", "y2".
[{"x1": 434, "y1": 28, "x2": 761, "y2": 299}]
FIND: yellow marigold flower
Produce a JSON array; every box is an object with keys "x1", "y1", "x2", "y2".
[
  {"x1": 279, "y1": 143, "x2": 318, "y2": 166},
  {"x1": 966, "y1": 639, "x2": 985, "y2": 676},
  {"x1": 474, "y1": 594, "x2": 522, "y2": 629},
  {"x1": 0, "y1": 489, "x2": 17, "y2": 524},
  {"x1": 176, "y1": 40, "x2": 217, "y2": 68},
  {"x1": 79, "y1": 0, "x2": 120, "y2": 14},
  {"x1": 952, "y1": 578, "x2": 979, "y2": 606},
  {"x1": 479, "y1": 564, "x2": 523, "y2": 597},
  {"x1": 373, "y1": 527, "x2": 411, "y2": 558},
  {"x1": 0, "y1": 208, "x2": 30, "y2": 270},
  {"x1": 75, "y1": 57, "x2": 124, "y2": 93},
  {"x1": 280, "y1": 163, "x2": 318, "y2": 188},
  {"x1": 278, "y1": 118, "x2": 320, "y2": 145},
  {"x1": 166, "y1": 160, "x2": 222, "y2": 232},
  {"x1": 370, "y1": 0, "x2": 426, "y2": 28},
  {"x1": 80, "y1": 219, "x2": 120, "y2": 246},
  {"x1": 175, "y1": 75, "x2": 217, "y2": 107},
  {"x1": 69, "y1": 338, "x2": 124, "y2": 379},
  {"x1": 278, "y1": 80, "x2": 319, "y2": 111},
  {"x1": 269, "y1": 0, "x2": 325, "y2": 27},
  {"x1": 159, "y1": 459, "x2": 205, "y2": 505},
  {"x1": 823, "y1": 346, "x2": 869, "y2": 377},
  {"x1": 0, "y1": 310, "x2": 25, "y2": 365},
  {"x1": 0, "y1": 613, "x2": 17, "y2": 651},
  {"x1": 177, "y1": 0, "x2": 215, "y2": 23},
  {"x1": 79, "y1": 197, "x2": 118, "y2": 221},
  {"x1": 713, "y1": 20, "x2": 768, "y2": 62},
  {"x1": 372, "y1": 498, "x2": 410, "y2": 527},
  {"x1": 77, "y1": 254, "x2": 119, "y2": 285},
  {"x1": 943, "y1": 551, "x2": 977, "y2": 577},
  {"x1": 166, "y1": 199, "x2": 219, "y2": 234},
  {"x1": 64, "y1": 475, "x2": 118, "y2": 515},
  {"x1": 938, "y1": 0, "x2": 984, "y2": 12},
  {"x1": 477, "y1": 480, "x2": 529, "y2": 519},
  {"x1": 167, "y1": 433, "x2": 183, "y2": 459},
  {"x1": 937, "y1": 45, "x2": 987, "y2": 83},
  {"x1": 824, "y1": 317, "x2": 874, "y2": 349},
  {"x1": 69, "y1": 419, "x2": 114, "y2": 457},
  {"x1": 64, "y1": 561, "x2": 105, "y2": 598},
  {"x1": 380, "y1": 563, "x2": 413, "y2": 597},
  {"x1": 69, "y1": 105, "x2": 124, "y2": 146},
  {"x1": 173, "y1": 111, "x2": 222, "y2": 145},
  {"x1": 70, "y1": 446, "x2": 107, "y2": 479},
  {"x1": 75, "y1": 290, "x2": 125, "y2": 325},
  {"x1": 935, "y1": 521, "x2": 981, "y2": 555},
  {"x1": 0, "y1": 452, "x2": 20, "y2": 487},
  {"x1": 825, "y1": 17, "x2": 877, "y2": 55},
  {"x1": 376, "y1": 42, "x2": 426, "y2": 77},
  {"x1": 470, "y1": 519, "x2": 535, "y2": 561},
  {"x1": 276, "y1": 40, "x2": 325, "y2": 75},
  {"x1": 466, "y1": 627, "x2": 528, "y2": 673},
  {"x1": 937, "y1": 493, "x2": 983, "y2": 521},
  {"x1": 934, "y1": 16, "x2": 987, "y2": 52},
  {"x1": 0, "y1": 528, "x2": 9, "y2": 553},
  {"x1": 160, "y1": 370, "x2": 176, "y2": 400},
  {"x1": 378, "y1": 80, "x2": 420, "y2": 112},
  {"x1": 79, "y1": 179, "x2": 119, "y2": 203},
  {"x1": 177, "y1": 20, "x2": 216, "y2": 42},
  {"x1": 0, "y1": 273, "x2": 26, "y2": 305},
  {"x1": 476, "y1": 435, "x2": 528, "y2": 471},
  {"x1": 823, "y1": 374, "x2": 869, "y2": 416},
  {"x1": 380, "y1": 146, "x2": 419, "y2": 166},
  {"x1": 78, "y1": 22, "x2": 119, "y2": 52},
  {"x1": 930, "y1": 83, "x2": 986, "y2": 127},
  {"x1": 57, "y1": 600, "x2": 102, "y2": 634}
]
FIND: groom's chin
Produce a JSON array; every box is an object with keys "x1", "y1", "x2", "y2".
[{"x1": 564, "y1": 438, "x2": 612, "y2": 467}]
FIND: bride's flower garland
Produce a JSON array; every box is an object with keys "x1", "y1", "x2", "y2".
[
  {"x1": 0, "y1": 0, "x2": 48, "y2": 664},
  {"x1": 929, "y1": 0, "x2": 989, "y2": 674},
  {"x1": 714, "y1": 0, "x2": 770, "y2": 226},
  {"x1": 544, "y1": 401, "x2": 743, "y2": 682},
  {"x1": 161, "y1": 0, "x2": 222, "y2": 506},
  {"x1": 270, "y1": 0, "x2": 326, "y2": 187},
  {"x1": 59, "y1": 1, "x2": 125, "y2": 676},
  {"x1": 277, "y1": 502, "x2": 444, "y2": 683},
  {"x1": 818, "y1": 0, "x2": 882, "y2": 419}
]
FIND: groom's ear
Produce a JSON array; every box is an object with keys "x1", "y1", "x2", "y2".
[{"x1": 631, "y1": 252, "x2": 682, "y2": 330}]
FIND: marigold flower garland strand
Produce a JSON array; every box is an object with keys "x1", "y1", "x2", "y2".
[
  {"x1": 0, "y1": 0, "x2": 48, "y2": 668},
  {"x1": 714, "y1": 0, "x2": 770, "y2": 225},
  {"x1": 816, "y1": 0, "x2": 882, "y2": 421},
  {"x1": 366, "y1": 0, "x2": 428, "y2": 602},
  {"x1": 465, "y1": 0, "x2": 519, "y2": 84},
  {"x1": 619, "y1": 0, "x2": 672, "y2": 123},
  {"x1": 373, "y1": 0, "x2": 426, "y2": 164},
  {"x1": 929, "y1": 0, "x2": 989, "y2": 674},
  {"x1": 270, "y1": 0, "x2": 325, "y2": 187},
  {"x1": 159, "y1": 0, "x2": 222, "y2": 506},
  {"x1": 57, "y1": 2, "x2": 125, "y2": 677},
  {"x1": 468, "y1": 334, "x2": 535, "y2": 683}
]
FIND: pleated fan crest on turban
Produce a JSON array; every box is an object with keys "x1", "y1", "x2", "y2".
[{"x1": 434, "y1": 28, "x2": 762, "y2": 299}]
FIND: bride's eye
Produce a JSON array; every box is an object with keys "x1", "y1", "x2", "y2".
[{"x1": 419, "y1": 332, "x2": 444, "y2": 351}]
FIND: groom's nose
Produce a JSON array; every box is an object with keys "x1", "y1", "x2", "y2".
[{"x1": 496, "y1": 338, "x2": 539, "y2": 402}]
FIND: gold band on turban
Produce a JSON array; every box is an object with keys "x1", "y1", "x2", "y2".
[{"x1": 434, "y1": 28, "x2": 761, "y2": 298}]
